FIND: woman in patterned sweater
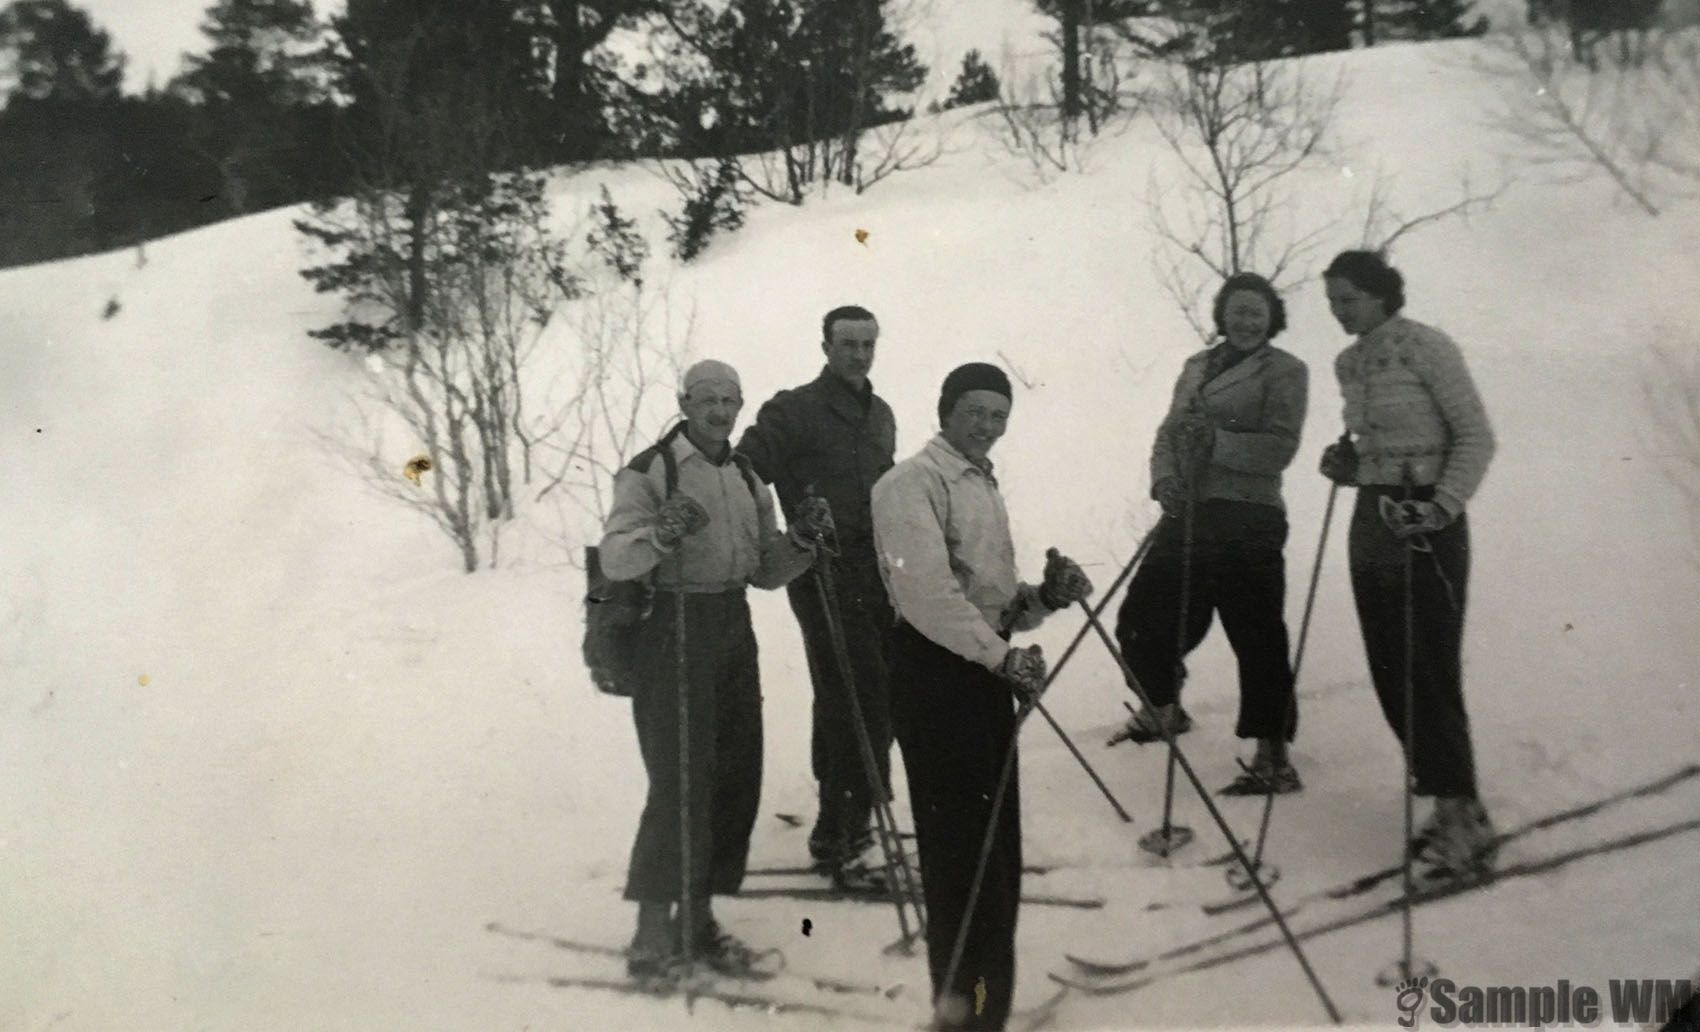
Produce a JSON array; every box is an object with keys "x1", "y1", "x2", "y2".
[{"x1": 1318, "y1": 250, "x2": 1498, "y2": 879}]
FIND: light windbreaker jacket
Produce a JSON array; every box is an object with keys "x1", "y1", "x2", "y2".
[
  {"x1": 871, "y1": 435, "x2": 1048, "y2": 671},
  {"x1": 1151, "y1": 343, "x2": 1309, "y2": 510},
  {"x1": 600, "y1": 428, "x2": 814, "y2": 592}
]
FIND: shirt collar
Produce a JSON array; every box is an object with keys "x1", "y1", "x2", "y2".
[
  {"x1": 926, "y1": 434, "x2": 997, "y2": 485},
  {"x1": 1208, "y1": 340, "x2": 1266, "y2": 375},
  {"x1": 1358, "y1": 314, "x2": 1406, "y2": 347},
  {"x1": 671, "y1": 424, "x2": 732, "y2": 466},
  {"x1": 816, "y1": 365, "x2": 875, "y2": 405}
]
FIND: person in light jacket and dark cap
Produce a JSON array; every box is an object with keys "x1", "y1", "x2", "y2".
[
  {"x1": 1112, "y1": 272, "x2": 1310, "y2": 796},
  {"x1": 1318, "y1": 250, "x2": 1498, "y2": 880},
  {"x1": 871, "y1": 362, "x2": 1094, "y2": 1031},
  {"x1": 599, "y1": 358, "x2": 832, "y2": 979}
]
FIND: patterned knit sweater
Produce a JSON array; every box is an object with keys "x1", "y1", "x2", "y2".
[{"x1": 1334, "y1": 315, "x2": 1495, "y2": 517}]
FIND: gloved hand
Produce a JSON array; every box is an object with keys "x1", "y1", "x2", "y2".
[
  {"x1": 1152, "y1": 476, "x2": 1189, "y2": 514},
  {"x1": 998, "y1": 644, "x2": 1048, "y2": 705},
  {"x1": 1378, "y1": 495, "x2": 1450, "y2": 540},
  {"x1": 1320, "y1": 436, "x2": 1358, "y2": 486},
  {"x1": 654, "y1": 494, "x2": 711, "y2": 548},
  {"x1": 1172, "y1": 412, "x2": 1214, "y2": 473},
  {"x1": 1038, "y1": 547, "x2": 1094, "y2": 610},
  {"x1": 789, "y1": 494, "x2": 835, "y2": 549}
]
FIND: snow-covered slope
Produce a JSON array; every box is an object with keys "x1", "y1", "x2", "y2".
[{"x1": 4, "y1": 34, "x2": 1698, "y2": 1032}]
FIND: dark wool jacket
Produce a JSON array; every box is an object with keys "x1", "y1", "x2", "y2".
[
  {"x1": 1151, "y1": 343, "x2": 1310, "y2": 511},
  {"x1": 737, "y1": 366, "x2": 898, "y2": 547}
]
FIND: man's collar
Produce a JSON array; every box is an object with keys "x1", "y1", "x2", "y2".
[
  {"x1": 673, "y1": 424, "x2": 732, "y2": 465},
  {"x1": 817, "y1": 365, "x2": 874, "y2": 398},
  {"x1": 927, "y1": 434, "x2": 996, "y2": 483}
]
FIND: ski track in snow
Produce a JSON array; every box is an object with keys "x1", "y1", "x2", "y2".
[{"x1": 3, "y1": 22, "x2": 1699, "y2": 1032}]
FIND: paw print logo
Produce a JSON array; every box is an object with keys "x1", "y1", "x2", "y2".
[{"x1": 1394, "y1": 975, "x2": 1431, "y2": 1029}]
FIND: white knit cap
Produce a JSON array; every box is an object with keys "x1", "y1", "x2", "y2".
[{"x1": 681, "y1": 358, "x2": 741, "y2": 396}]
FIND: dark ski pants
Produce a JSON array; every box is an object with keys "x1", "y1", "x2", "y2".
[
  {"x1": 1113, "y1": 500, "x2": 1298, "y2": 741},
  {"x1": 890, "y1": 622, "x2": 1021, "y2": 1031},
  {"x1": 787, "y1": 547, "x2": 893, "y2": 860},
  {"x1": 623, "y1": 589, "x2": 763, "y2": 902},
  {"x1": 1349, "y1": 486, "x2": 1478, "y2": 800}
]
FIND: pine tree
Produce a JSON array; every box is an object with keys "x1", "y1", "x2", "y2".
[
  {"x1": 641, "y1": 0, "x2": 926, "y2": 194},
  {"x1": 1159, "y1": 0, "x2": 1354, "y2": 62},
  {"x1": 943, "y1": 49, "x2": 1000, "y2": 109},
  {"x1": 169, "y1": 0, "x2": 329, "y2": 214},
  {"x1": 0, "y1": 0, "x2": 128, "y2": 266},
  {"x1": 313, "y1": 0, "x2": 554, "y2": 337},
  {"x1": 331, "y1": 0, "x2": 551, "y2": 179},
  {"x1": 173, "y1": 0, "x2": 325, "y2": 108},
  {"x1": 1032, "y1": 0, "x2": 1157, "y2": 116},
  {"x1": 0, "y1": 0, "x2": 125, "y2": 104},
  {"x1": 522, "y1": 1, "x2": 663, "y2": 161},
  {"x1": 1375, "y1": 0, "x2": 1488, "y2": 40}
]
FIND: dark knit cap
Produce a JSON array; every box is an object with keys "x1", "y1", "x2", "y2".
[{"x1": 938, "y1": 362, "x2": 1013, "y2": 423}]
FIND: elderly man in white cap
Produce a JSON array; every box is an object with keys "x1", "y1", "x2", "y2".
[{"x1": 599, "y1": 358, "x2": 832, "y2": 980}]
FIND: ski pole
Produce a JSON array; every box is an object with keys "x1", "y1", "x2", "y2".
[
  {"x1": 1399, "y1": 480, "x2": 1419, "y2": 982},
  {"x1": 1246, "y1": 480, "x2": 1342, "y2": 871},
  {"x1": 808, "y1": 513, "x2": 928, "y2": 940},
  {"x1": 811, "y1": 555, "x2": 926, "y2": 944},
  {"x1": 1080, "y1": 603, "x2": 1343, "y2": 1024},
  {"x1": 1148, "y1": 474, "x2": 1198, "y2": 857},
  {"x1": 1028, "y1": 697, "x2": 1133, "y2": 823},
  {"x1": 674, "y1": 589, "x2": 695, "y2": 977},
  {"x1": 997, "y1": 580, "x2": 1135, "y2": 825},
  {"x1": 933, "y1": 531, "x2": 1156, "y2": 1025}
]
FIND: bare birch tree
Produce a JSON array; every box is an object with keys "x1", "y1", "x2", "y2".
[{"x1": 1145, "y1": 51, "x2": 1341, "y2": 339}]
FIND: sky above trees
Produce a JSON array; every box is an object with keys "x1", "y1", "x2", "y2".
[{"x1": 78, "y1": 0, "x2": 334, "y2": 88}]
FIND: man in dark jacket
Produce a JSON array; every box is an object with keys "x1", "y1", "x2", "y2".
[{"x1": 736, "y1": 304, "x2": 899, "y2": 885}]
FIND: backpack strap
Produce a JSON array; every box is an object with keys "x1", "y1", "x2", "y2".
[
  {"x1": 626, "y1": 421, "x2": 687, "y2": 499},
  {"x1": 633, "y1": 422, "x2": 763, "y2": 512},
  {"x1": 657, "y1": 421, "x2": 685, "y2": 497},
  {"x1": 730, "y1": 451, "x2": 763, "y2": 508}
]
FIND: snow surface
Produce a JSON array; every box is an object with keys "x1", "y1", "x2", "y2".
[{"x1": 4, "y1": 28, "x2": 1700, "y2": 1032}]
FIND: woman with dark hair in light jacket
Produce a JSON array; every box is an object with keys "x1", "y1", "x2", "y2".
[{"x1": 1114, "y1": 272, "x2": 1309, "y2": 795}]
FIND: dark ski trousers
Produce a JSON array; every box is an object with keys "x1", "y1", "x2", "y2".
[
  {"x1": 1349, "y1": 486, "x2": 1478, "y2": 799},
  {"x1": 787, "y1": 546, "x2": 893, "y2": 861},
  {"x1": 623, "y1": 589, "x2": 763, "y2": 902},
  {"x1": 890, "y1": 621, "x2": 1021, "y2": 1031},
  {"x1": 1113, "y1": 500, "x2": 1298, "y2": 741}
]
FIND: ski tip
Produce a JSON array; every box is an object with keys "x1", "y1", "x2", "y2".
[
  {"x1": 1200, "y1": 894, "x2": 1259, "y2": 917},
  {"x1": 1064, "y1": 954, "x2": 1148, "y2": 976}
]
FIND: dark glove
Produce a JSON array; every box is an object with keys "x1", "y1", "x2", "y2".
[
  {"x1": 1378, "y1": 495, "x2": 1450, "y2": 540},
  {"x1": 998, "y1": 644, "x2": 1048, "y2": 704},
  {"x1": 1320, "y1": 436, "x2": 1358, "y2": 486},
  {"x1": 1172, "y1": 413, "x2": 1214, "y2": 473},
  {"x1": 789, "y1": 494, "x2": 835, "y2": 549},
  {"x1": 1152, "y1": 476, "x2": 1189, "y2": 514},
  {"x1": 1038, "y1": 547, "x2": 1094, "y2": 609},
  {"x1": 654, "y1": 494, "x2": 710, "y2": 548}
]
